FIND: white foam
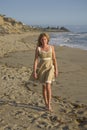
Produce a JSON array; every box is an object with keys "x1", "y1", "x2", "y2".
[{"x1": 50, "y1": 32, "x2": 87, "y2": 50}]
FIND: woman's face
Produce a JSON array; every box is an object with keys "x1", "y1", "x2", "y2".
[{"x1": 41, "y1": 36, "x2": 48, "y2": 45}]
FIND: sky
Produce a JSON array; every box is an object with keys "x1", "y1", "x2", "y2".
[{"x1": 0, "y1": 0, "x2": 87, "y2": 27}]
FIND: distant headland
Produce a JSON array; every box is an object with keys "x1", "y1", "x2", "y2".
[{"x1": 0, "y1": 14, "x2": 70, "y2": 34}]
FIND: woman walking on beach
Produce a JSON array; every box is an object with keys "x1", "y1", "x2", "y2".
[{"x1": 33, "y1": 33, "x2": 58, "y2": 111}]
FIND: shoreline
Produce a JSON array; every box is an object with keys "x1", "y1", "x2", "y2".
[
  {"x1": 0, "y1": 32, "x2": 87, "y2": 129},
  {"x1": 0, "y1": 32, "x2": 87, "y2": 105},
  {"x1": 0, "y1": 45, "x2": 87, "y2": 105},
  {"x1": 49, "y1": 31, "x2": 87, "y2": 51}
]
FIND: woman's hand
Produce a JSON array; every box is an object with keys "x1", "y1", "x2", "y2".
[
  {"x1": 54, "y1": 70, "x2": 58, "y2": 78},
  {"x1": 33, "y1": 72, "x2": 38, "y2": 79}
]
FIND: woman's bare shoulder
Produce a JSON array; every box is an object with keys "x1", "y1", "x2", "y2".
[
  {"x1": 35, "y1": 46, "x2": 40, "y2": 51},
  {"x1": 50, "y1": 45, "x2": 55, "y2": 50}
]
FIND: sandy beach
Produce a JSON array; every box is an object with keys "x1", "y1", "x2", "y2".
[{"x1": 0, "y1": 32, "x2": 87, "y2": 130}]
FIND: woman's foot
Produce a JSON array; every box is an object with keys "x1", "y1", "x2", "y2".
[
  {"x1": 45, "y1": 103, "x2": 49, "y2": 110},
  {"x1": 48, "y1": 106, "x2": 53, "y2": 112},
  {"x1": 45, "y1": 105, "x2": 53, "y2": 112}
]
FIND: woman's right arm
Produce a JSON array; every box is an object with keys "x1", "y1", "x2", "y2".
[{"x1": 33, "y1": 46, "x2": 39, "y2": 79}]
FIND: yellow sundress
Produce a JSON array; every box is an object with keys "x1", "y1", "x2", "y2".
[{"x1": 36, "y1": 46, "x2": 55, "y2": 84}]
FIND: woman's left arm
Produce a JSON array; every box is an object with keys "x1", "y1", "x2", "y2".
[{"x1": 52, "y1": 46, "x2": 58, "y2": 78}]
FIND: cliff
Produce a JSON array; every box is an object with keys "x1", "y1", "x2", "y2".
[
  {"x1": 0, "y1": 14, "x2": 32, "y2": 34},
  {"x1": 0, "y1": 14, "x2": 70, "y2": 34}
]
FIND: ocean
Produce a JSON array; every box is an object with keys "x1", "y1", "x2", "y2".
[{"x1": 50, "y1": 32, "x2": 87, "y2": 50}]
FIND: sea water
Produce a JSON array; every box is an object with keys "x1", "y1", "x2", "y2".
[{"x1": 50, "y1": 32, "x2": 87, "y2": 50}]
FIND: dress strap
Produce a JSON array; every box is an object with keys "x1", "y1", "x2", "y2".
[
  {"x1": 38, "y1": 47, "x2": 41, "y2": 52},
  {"x1": 50, "y1": 46, "x2": 52, "y2": 52},
  {"x1": 38, "y1": 46, "x2": 52, "y2": 52}
]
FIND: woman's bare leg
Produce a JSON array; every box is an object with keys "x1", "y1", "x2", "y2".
[
  {"x1": 46, "y1": 83, "x2": 52, "y2": 111},
  {"x1": 42, "y1": 84, "x2": 48, "y2": 107}
]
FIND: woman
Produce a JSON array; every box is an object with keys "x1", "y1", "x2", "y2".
[{"x1": 33, "y1": 33, "x2": 58, "y2": 111}]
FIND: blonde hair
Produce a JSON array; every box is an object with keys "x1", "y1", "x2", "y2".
[{"x1": 37, "y1": 33, "x2": 50, "y2": 46}]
